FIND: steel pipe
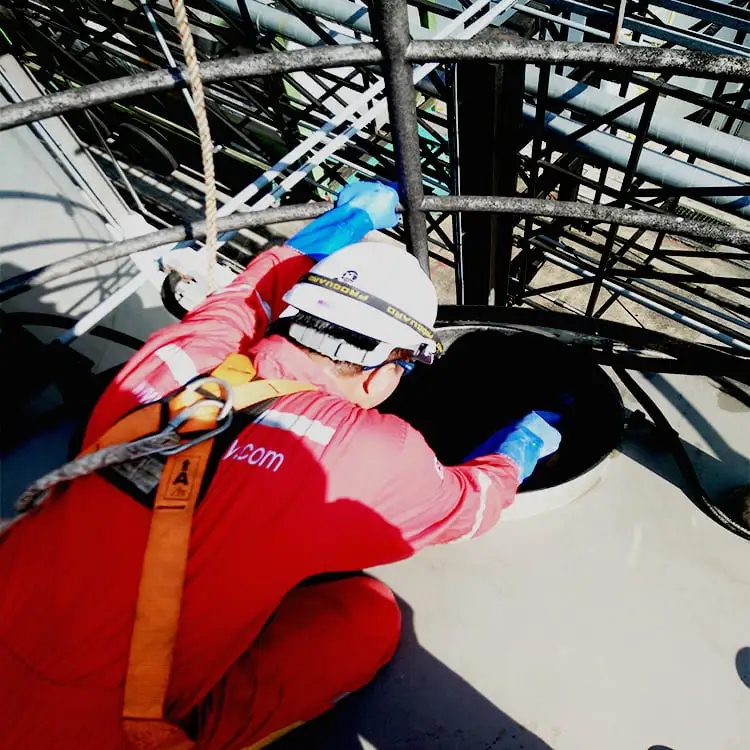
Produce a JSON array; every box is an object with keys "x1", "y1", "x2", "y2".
[
  {"x1": 5, "y1": 195, "x2": 746, "y2": 306},
  {"x1": 525, "y1": 68, "x2": 750, "y2": 176},
  {"x1": 0, "y1": 204, "x2": 331, "y2": 302},
  {"x1": 242, "y1": 0, "x2": 375, "y2": 37},
  {"x1": 422, "y1": 195, "x2": 750, "y2": 247},
  {"x1": 544, "y1": 0, "x2": 750, "y2": 57},
  {"x1": 3, "y1": 40, "x2": 749, "y2": 133},
  {"x1": 521, "y1": 105, "x2": 750, "y2": 217},
  {"x1": 375, "y1": 0, "x2": 430, "y2": 269},
  {"x1": 0, "y1": 45, "x2": 383, "y2": 132},
  {"x1": 210, "y1": 0, "x2": 362, "y2": 46},
  {"x1": 408, "y1": 39, "x2": 750, "y2": 77}
]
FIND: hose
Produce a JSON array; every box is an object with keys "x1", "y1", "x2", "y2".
[{"x1": 614, "y1": 367, "x2": 750, "y2": 541}]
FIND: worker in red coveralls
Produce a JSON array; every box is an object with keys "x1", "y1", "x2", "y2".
[{"x1": 0, "y1": 182, "x2": 560, "y2": 750}]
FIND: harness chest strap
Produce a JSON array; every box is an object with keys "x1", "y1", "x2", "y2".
[{"x1": 82, "y1": 353, "x2": 315, "y2": 749}]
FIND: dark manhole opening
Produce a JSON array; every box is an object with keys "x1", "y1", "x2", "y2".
[{"x1": 382, "y1": 326, "x2": 625, "y2": 492}]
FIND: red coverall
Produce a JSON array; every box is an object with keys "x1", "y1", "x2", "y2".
[{"x1": 0, "y1": 245, "x2": 521, "y2": 750}]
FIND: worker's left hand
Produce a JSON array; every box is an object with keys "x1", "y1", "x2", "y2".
[
  {"x1": 465, "y1": 411, "x2": 562, "y2": 482},
  {"x1": 336, "y1": 181, "x2": 400, "y2": 231},
  {"x1": 287, "y1": 181, "x2": 400, "y2": 260}
]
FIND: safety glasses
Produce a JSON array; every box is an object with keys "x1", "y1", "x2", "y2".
[
  {"x1": 364, "y1": 359, "x2": 415, "y2": 375},
  {"x1": 392, "y1": 359, "x2": 415, "y2": 375}
]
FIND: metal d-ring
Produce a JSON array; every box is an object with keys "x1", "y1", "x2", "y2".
[{"x1": 159, "y1": 376, "x2": 235, "y2": 455}]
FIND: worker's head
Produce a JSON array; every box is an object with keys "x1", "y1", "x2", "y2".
[{"x1": 279, "y1": 242, "x2": 440, "y2": 409}]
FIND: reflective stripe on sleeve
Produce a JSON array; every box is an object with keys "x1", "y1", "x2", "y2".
[
  {"x1": 447, "y1": 470, "x2": 492, "y2": 544},
  {"x1": 154, "y1": 344, "x2": 199, "y2": 386}
]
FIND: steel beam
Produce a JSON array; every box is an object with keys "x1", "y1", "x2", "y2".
[
  {"x1": 422, "y1": 196, "x2": 750, "y2": 248},
  {"x1": 455, "y1": 32, "x2": 525, "y2": 304},
  {"x1": 373, "y1": 0, "x2": 430, "y2": 269}
]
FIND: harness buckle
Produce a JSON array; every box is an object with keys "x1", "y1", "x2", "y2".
[{"x1": 159, "y1": 376, "x2": 235, "y2": 455}]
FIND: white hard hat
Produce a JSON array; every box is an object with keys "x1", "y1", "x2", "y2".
[{"x1": 281, "y1": 242, "x2": 441, "y2": 366}]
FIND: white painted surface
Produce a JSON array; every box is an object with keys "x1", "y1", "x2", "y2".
[{"x1": 0, "y1": 59, "x2": 174, "y2": 373}]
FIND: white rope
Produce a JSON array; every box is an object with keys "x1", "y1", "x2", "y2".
[{"x1": 170, "y1": 0, "x2": 218, "y2": 293}]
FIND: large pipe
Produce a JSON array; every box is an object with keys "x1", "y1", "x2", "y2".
[
  {"x1": 209, "y1": 0, "x2": 360, "y2": 47},
  {"x1": 543, "y1": 0, "x2": 750, "y2": 57},
  {"x1": 521, "y1": 104, "x2": 750, "y2": 218},
  {"x1": 272, "y1": 0, "x2": 376, "y2": 37},
  {"x1": 207, "y1": 0, "x2": 440, "y2": 96},
  {"x1": 212, "y1": 0, "x2": 526, "y2": 40},
  {"x1": 526, "y1": 68, "x2": 750, "y2": 177}
]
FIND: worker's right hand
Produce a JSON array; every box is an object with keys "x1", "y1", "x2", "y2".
[
  {"x1": 336, "y1": 181, "x2": 400, "y2": 231},
  {"x1": 464, "y1": 411, "x2": 562, "y2": 482}
]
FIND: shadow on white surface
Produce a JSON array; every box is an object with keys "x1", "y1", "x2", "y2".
[{"x1": 276, "y1": 595, "x2": 553, "y2": 750}]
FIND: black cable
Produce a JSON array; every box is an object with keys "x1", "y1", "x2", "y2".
[
  {"x1": 160, "y1": 271, "x2": 189, "y2": 321},
  {"x1": 614, "y1": 367, "x2": 750, "y2": 541}
]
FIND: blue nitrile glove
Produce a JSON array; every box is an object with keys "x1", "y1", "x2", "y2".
[
  {"x1": 464, "y1": 411, "x2": 562, "y2": 482},
  {"x1": 287, "y1": 181, "x2": 400, "y2": 261},
  {"x1": 336, "y1": 181, "x2": 400, "y2": 229}
]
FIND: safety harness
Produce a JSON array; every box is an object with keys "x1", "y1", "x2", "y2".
[{"x1": 10, "y1": 353, "x2": 316, "y2": 750}]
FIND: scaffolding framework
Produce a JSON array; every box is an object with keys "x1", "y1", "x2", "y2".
[{"x1": 0, "y1": 0, "x2": 749, "y2": 358}]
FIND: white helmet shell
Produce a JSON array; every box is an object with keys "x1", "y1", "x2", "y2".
[{"x1": 281, "y1": 242, "x2": 439, "y2": 362}]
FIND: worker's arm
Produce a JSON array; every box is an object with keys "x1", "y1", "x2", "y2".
[
  {"x1": 368, "y1": 412, "x2": 560, "y2": 549},
  {"x1": 163, "y1": 181, "x2": 399, "y2": 348},
  {"x1": 387, "y1": 423, "x2": 521, "y2": 547},
  {"x1": 285, "y1": 182, "x2": 398, "y2": 260},
  {"x1": 82, "y1": 245, "x2": 312, "y2": 442}
]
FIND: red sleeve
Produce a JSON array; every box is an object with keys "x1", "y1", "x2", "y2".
[
  {"x1": 367, "y1": 417, "x2": 521, "y2": 550},
  {"x1": 84, "y1": 245, "x2": 313, "y2": 443}
]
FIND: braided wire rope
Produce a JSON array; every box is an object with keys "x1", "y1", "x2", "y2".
[{"x1": 15, "y1": 433, "x2": 182, "y2": 513}]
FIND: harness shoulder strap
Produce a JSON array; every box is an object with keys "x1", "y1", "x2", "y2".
[{"x1": 121, "y1": 353, "x2": 315, "y2": 749}]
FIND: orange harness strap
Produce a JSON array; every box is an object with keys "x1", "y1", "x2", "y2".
[{"x1": 82, "y1": 354, "x2": 315, "y2": 749}]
